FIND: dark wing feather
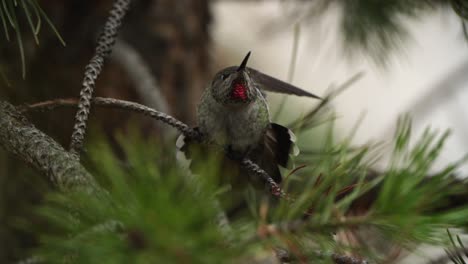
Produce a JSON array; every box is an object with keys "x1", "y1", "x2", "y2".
[
  {"x1": 249, "y1": 68, "x2": 321, "y2": 99},
  {"x1": 177, "y1": 125, "x2": 296, "y2": 187},
  {"x1": 249, "y1": 123, "x2": 297, "y2": 185}
]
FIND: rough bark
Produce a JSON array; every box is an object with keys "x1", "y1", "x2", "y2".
[{"x1": 0, "y1": 101, "x2": 97, "y2": 191}]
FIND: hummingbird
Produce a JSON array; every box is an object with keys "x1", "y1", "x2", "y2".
[{"x1": 177, "y1": 51, "x2": 321, "y2": 188}]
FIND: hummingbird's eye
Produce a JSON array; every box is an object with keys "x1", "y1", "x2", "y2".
[{"x1": 221, "y1": 73, "x2": 228, "y2": 80}]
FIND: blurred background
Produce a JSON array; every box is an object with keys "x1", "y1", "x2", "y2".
[
  {"x1": 0, "y1": 0, "x2": 468, "y2": 263},
  {"x1": 212, "y1": 1, "x2": 468, "y2": 176}
]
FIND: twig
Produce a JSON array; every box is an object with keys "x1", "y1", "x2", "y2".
[
  {"x1": 331, "y1": 253, "x2": 368, "y2": 264},
  {"x1": 70, "y1": 0, "x2": 132, "y2": 157},
  {"x1": 0, "y1": 101, "x2": 98, "y2": 192},
  {"x1": 241, "y1": 158, "x2": 290, "y2": 199},
  {"x1": 21, "y1": 97, "x2": 200, "y2": 140}
]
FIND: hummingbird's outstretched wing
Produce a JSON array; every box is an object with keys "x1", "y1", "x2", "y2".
[{"x1": 249, "y1": 68, "x2": 321, "y2": 99}]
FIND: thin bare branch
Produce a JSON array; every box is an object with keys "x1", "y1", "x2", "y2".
[
  {"x1": 241, "y1": 158, "x2": 290, "y2": 199},
  {"x1": 22, "y1": 97, "x2": 288, "y2": 197},
  {"x1": 70, "y1": 0, "x2": 132, "y2": 157}
]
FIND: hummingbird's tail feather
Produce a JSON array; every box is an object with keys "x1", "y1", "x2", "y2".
[
  {"x1": 264, "y1": 123, "x2": 296, "y2": 168},
  {"x1": 248, "y1": 123, "x2": 297, "y2": 185},
  {"x1": 250, "y1": 68, "x2": 321, "y2": 99},
  {"x1": 175, "y1": 128, "x2": 250, "y2": 188}
]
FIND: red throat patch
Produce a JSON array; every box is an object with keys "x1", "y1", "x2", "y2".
[{"x1": 231, "y1": 82, "x2": 248, "y2": 101}]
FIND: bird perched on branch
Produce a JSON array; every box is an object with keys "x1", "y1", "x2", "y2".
[{"x1": 177, "y1": 51, "x2": 321, "y2": 189}]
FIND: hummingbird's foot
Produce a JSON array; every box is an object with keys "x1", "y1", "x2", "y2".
[{"x1": 224, "y1": 145, "x2": 245, "y2": 161}]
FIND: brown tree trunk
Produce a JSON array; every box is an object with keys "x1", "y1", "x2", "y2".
[{"x1": 122, "y1": 0, "x2": 212, "y2": 124}]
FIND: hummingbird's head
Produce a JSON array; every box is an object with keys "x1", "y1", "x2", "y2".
[{"x1": 211, "y1": 51, "x2": 258, "y2": 105}]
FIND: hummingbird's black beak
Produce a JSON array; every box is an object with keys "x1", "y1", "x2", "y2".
[{"x1": 237, "y1": 51, "x2": 251, "y2": 72}]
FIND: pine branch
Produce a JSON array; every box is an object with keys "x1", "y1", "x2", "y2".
[
  {"x1": 69, "y1": 0, "x2": 131, "y2": 157},
  {"x1": 0, "y1": 101, "x2": 98, "y2": 192}
]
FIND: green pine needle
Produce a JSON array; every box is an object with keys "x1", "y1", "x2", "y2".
[
  {"x1": 0, "y1": 0, "x2": 65, "y2": 79},
  {"x1": 7, "y1": 0, "x2": 25, "y2": 79},
  {"x1": 20, "y1": 0, "x2": 39, "y2": 44},
  {"x1": 33, "y1": 132, "x2": 249, "y2": 263},
  {"x1": 30, "y1": 0, "x2": 65, "y2": 46},
  {"x1": 0, "y1": 2, "x2": 10, "y2": 41}
]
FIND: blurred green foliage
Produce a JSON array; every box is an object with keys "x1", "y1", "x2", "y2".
[
  {"x1": 296, "y1": 0, "x2": 468, "y2": 64},
  {"x1": 25, "y1": 115, "x2": 468, "y2": 263}
]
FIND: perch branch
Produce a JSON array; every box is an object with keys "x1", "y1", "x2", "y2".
[
  {"x1": 241, "y1": 158, "x2": 290, "y2": 199},
  {"x1": 22, "y1": 97, "x2": 288, "y2": 198},
  {"x1": 70, "y1": 0, "x2": 132, "y2": 157},
  {"x1": 0, "y1": 101, "x2": 98, "y2": 192}
]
